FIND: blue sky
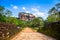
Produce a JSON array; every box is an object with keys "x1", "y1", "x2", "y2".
[{"x1": 0, "y1": 0, "x2": 60, "y2": 19}]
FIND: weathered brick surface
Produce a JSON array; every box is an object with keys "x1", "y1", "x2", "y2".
[{"x1": 0, "y1": 22, "x2": 19, "y2": 40}]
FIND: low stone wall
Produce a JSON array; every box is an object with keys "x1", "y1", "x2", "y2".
[{"x1": 0, "y1": 22, "x2": 19, "y2": 40}]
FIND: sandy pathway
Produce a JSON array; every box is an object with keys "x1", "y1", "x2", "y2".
[{"x1": 11, "y1": 27, "x2": 56, "y2": 40}]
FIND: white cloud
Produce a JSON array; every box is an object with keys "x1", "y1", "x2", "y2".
[
  {"x1": 13, "y1": 6, "x2": 18, "y2": 10},
  {"x1": 31, "y1": 8, "x2": 48, "y2": 19},
  {"x1": 25, "y1": 11, "x2": 30, "y2": 13},
  {"x1": 22, "y1": 7, "x2": 48, "y2": 19},
  {"x1": 22, "y1": 7, "x2": 30, "y2": 13},
  {"x1": 31, "y1": 8, "x2": 45, "y2": 17},
  {"x1": 22, "y1": 7, "x2": 26, "y2": 10},
  {"x1": 31, "y1": 8, "x2": 38, "y2": 11},
  {"x1": 10, "y1": 4, "x2": 18, "y2": 10}
]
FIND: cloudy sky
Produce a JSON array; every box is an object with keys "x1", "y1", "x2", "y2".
[{"x1": 0, "y1": 0, "x2": 60, "y2": 19}]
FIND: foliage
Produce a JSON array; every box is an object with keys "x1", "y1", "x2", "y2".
[
  {"x1": 28, "y1": 17, "x2": 44, "y2": 30},
  {"x1": 0, "y1": 6, "x2": 12, "y2": 23},
  {"x1": 5, "y1": 9, "x2": 12, "y2": 17},
  {"x1": 47, "y1": 3, "x2": 60, "y2": 22},
  {"x1": 38, "y1": 3, "x2": 60, "y2": 40},
  {"x1": 0, "y1": 15, "x2": 7, "y2": 22},
  {"x1": 0, "y1": 3, "x2": 60, "y2": 40},
  {"x1": 47, "y1": 14, "x2": 60, "y2": 22},
  {"x1": 0, "y1": 6, "x2": 5, "y2": 15},
  {"x1": 38, "y1": 21, "x2": 60, "y2": 40}
]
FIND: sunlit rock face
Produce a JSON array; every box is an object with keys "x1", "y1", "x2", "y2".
[{"x1": 18, "y1": 12, "x2": 35, "y2": 21}]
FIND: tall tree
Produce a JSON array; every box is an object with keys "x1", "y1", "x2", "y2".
[
  {"x1": 48, "y1": 3, "x2": 60, "y2": 14},
  {"x1": 0, "y1": 6, "x2": 5, "y2": 15},
  {"x1": 5, "y1": 9, "x2": 12, "y2": 17},
  {"x1": 0, "y1": 6, "x2": 7, "y2": 22},
  {"x1": 56, "y1": 3, "x2": 60, "y2": 11},
  {"x1": 47, "y1": 3, "x2": 60, "y2": 22},
  {"x1": 48, "y1": 7, "x2": 57, "y2": 14}
]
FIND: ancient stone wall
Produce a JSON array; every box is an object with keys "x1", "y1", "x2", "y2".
[{"x1": 0, "y1": 22, "x2": 19, "y2": 40}]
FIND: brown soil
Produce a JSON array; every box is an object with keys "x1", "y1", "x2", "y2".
[{"x1": 11, "y1": 27, "x2": 56, "y2": 40}]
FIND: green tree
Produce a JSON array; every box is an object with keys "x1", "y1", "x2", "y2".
[
  {"x1": 29, "y1": 17, "x2": 44, "y2": 30},
  {"x1": 48, "y1": 3, "x2": 60, "y2": 14},
  {"x1": 47, "y1": 3, "x2": 60, "y2": 22},
  {"x1": 7, "y1": 17, "x2": 18, "y2": 25},
  {"x1": 56, "y1": 3, "x2": 60, "y2": 11},
  {"x1": 5, "y1": 9, "x2": 12, "y2": 17},
  {"x1": 0, "y1": 6, "x2": 5, "y2": 15},
  {"x1": 0, "y1": 15, "x2": 7, "y2": 22},
  {"x1": 0, "y1": 6, "x2": 7, "y2": 22},
  {"x1": 0, "y1": 6, "x2": 12, "y2": 23}
]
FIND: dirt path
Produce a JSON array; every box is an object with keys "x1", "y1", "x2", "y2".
[{"x1": 11, "y1": 27, "x2": 56, "y2": 40}]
